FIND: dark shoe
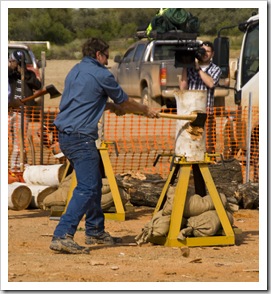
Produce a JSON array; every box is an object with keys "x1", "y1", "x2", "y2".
[
  {"x1": 50, "y1": 235, "x2": 90, "y2": 254},
  {"x1": 85, "y1": 231, "x2": 122, "y2": 245}
]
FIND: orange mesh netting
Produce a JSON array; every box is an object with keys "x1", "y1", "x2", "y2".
[{"x1": 8, "y1": 106, "x2": 259, "y2": 182}]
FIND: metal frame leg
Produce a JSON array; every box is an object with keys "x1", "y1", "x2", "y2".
[{"x1": 151, "y1": 162, "x2": 235, "y2": 247}]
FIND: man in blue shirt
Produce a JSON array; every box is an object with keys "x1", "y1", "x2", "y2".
[{"x1": 50, "y1": 38, "x2": 160, "y2": 254}]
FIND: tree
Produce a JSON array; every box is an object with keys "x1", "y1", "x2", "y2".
[{"x1": 8, "y1": 8, "x2": 258, "y2": 44}]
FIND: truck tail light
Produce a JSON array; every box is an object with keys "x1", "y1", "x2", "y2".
[{"x1": 160, "y1": 63, "x2": 167, "y2": 86}]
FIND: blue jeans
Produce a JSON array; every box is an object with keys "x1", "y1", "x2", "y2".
[{"x1": 53, "y1": 132, "x2": 104, "y2": 238}]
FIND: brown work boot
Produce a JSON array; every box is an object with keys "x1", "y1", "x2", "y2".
[
  {"x1": 50, "y1": 234, "x2": 90, "y2": 254},
  {"x1": 85, "y1": 231, "x2": 122, "y2": 245}
]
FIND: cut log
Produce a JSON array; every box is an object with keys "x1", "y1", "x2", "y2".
[
  {"x1": 8, "y1": 182, "x2": 32, "y2": 210},
  {"x1": 209, "y1": 158, "x2": 243, "y2": 184},
  {"x1": 23, "y1": 164, "x2": 66, "y2": 187},
  {"x1": 174, "y1": 90, "x2": 207, "y2": 162},
  {"x1": 17, "y1": 184, "x2": 57, "y2": 209},
  {"x1": 116, "y1": 173, "x2": 166, "y2": 207},
  {"x1": 236, "y1": 182, "x2": 259, "y2": 209},
  {"x1": 115, "y1": 160, "x2": 258, "y2": 209}
]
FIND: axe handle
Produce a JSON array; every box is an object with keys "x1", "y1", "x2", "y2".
[
  {"x1": 159, "y1": 113, "x2": 197, "y2": 120},
  {"x1": 19, "y1": 117, "x2": 24, "y2": 172},
  {"x1": 21, "y1": 89, "x2": 48, "y2": 103}
]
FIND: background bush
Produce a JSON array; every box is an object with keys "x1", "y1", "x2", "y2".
[{"x1": 8, "y1": 8, "x2": 258, "y2": 59}]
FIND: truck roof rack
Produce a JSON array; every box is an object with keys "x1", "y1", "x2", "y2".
[{"x1": 135, "y1": 30, "x2": 198, "y2": 41}]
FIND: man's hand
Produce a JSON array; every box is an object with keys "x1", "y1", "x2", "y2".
[
  {"x1": 9, "y1": 98, "x2": 24, "y2": 109},
  {"x1": 194, "y1": 60, "x2": 201, "y2": 71},
  {"x1": 145, "y1": 107, "x2": 160, "y2": 119}
]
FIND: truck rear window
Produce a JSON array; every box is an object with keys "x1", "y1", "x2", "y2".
[{"x1": 153, "y1": 45, "x2": 176, "y2": 61}]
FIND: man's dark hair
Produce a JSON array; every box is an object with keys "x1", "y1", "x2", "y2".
[
  {"x1": 82, "y1": 38, "x2": 109, "y2": 58},
  {"x1": 202, "y1": 41, "x2": 214, "y2": 51}
]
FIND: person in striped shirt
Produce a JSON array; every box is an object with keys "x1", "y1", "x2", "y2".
[
  {"x1": 179, "y1": 40, "x2": 222, "y2": 154},
  {"x1": 179, "y1": 41, "x2": 222, "y2": 197}
]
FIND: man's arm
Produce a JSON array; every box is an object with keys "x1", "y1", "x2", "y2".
[
  {"x1": 103, "y1": 72, "x2": 159, "y2": 118},
  {"x1": 105, "y1": 98, "x2": 160, "y2": 118},
  {"x1": 196, "y1": 67, "x2": 216, "y2": 89},
  {"x1": 24, "y1": 69, "x2": 42, "y2": 90},
  {"x1": 195, "y1": 61, "x2": 221, "y2": 89},
  {"x1": 119, "y1": 97, "x2": 159, "y2": 118},
  {"x1": 105, "y1": 102, "x2": 126, "y2": 116}
]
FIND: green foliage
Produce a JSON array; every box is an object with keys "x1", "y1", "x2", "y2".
[
  {"x1": 48, "y1": 39, "x2": 84, "y2": 59},
  {"x1": 8, "y1": 8, "x2": 258, "y2": 59},
  {"x1": 31, "y1": 45, "x2": 49, "y2": 60}
]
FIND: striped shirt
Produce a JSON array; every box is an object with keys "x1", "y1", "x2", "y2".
[{"x1": 187, "y1": 62, "x2": 222, "y2": 113}]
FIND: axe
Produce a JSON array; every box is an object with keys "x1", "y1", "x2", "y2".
[
  {"x1": 159, "y1": 112, "x2": 207, "y2": 128},
  {"x1": 21, "y1": 84, "x2": 61, "y2": 104}
]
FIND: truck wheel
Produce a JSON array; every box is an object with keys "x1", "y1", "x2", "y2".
[{"x1": 141, "y1": 87, "x2": 162, "y2": 109}]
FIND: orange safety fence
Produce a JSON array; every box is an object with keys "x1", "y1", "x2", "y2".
[{"x1": 8, "y1": 106, "x2": 259, "y2": 183}]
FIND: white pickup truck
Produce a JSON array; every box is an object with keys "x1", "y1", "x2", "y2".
[{"x1": 111, "y1": 34, "x2": 229, "y2": 109}]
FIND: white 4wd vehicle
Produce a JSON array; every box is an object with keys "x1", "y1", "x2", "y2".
[{"x1": 214, "y1": 13, "x2": 259, "y2": 181}]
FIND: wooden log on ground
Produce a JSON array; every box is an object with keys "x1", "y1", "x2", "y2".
[
  {"x1": 236, "y1": 182, "x2": 259, "y2": 209},
  {"x1": 17, "y1": 184, "x2": 57, "y2": 209},
  {"x1": 116, "y1": 173, "x2": 166, "y2": 207},
  {"x1": 115, "y1": 159, "x2": 258, "y2": 209},
  {"x1": 8, "y1": 182, "x2": 32, "y2": 210},
  {"x1": 23, "y1": 164, "x2": 66, "y2": 187}
]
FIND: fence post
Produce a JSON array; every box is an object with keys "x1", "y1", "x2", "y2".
[
  {"x1": 40, "y1": 51, "x2": 46, "y2": 164},
  {"x1": 245, "y1": 92, "x2": 252, "y2": 183}
]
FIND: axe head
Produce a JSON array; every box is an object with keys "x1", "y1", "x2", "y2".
[
  {"x1": 45, "y1": 84, "x2": 62, "y2": 99},
  {"x1": 190, "y1": 113, "x2": 207, "y2": 128}
]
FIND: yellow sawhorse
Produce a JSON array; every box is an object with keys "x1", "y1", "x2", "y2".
[
  {"x1": 63, "y1": 142, "x2": 125, "y2": 221},
  {"x1": 150, "y1": 155, "x2": 235, "y2": 247}
]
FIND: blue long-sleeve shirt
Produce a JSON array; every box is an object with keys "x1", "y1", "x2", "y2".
[{"x1": 54, "y1": 56, "x2": 128, "y2": 139}]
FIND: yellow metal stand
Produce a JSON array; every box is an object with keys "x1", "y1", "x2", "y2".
[
  {"x1": 151, "y1": 155, "x2": 235, "y2": 247},
  {"x1": 64, "y1": 142, "x2": 125, "y2": 221}
]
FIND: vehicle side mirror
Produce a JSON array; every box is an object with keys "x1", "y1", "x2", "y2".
[
  {"x1": 213, "y1": 37, "x2": 229, "y2": 79},
  {"x1": 114, "y1": 55, "x2": 122, "y2": 63}
]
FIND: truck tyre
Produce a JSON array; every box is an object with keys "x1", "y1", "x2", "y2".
[{"x1": 141, "y1": 87, "x2": 162, "y2": 109}]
